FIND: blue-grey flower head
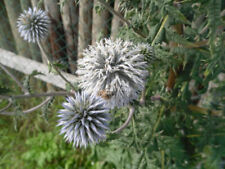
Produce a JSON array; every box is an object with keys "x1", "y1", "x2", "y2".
[
  {"x1": 17, "y1": 7, "x2": 50, "y2": 43},
  {"x1": 77, "y1": 38, "x2": 149, "y2": 108},
  {"x1": 57, "y1": 91, "x2": 111, "y2": 148}
]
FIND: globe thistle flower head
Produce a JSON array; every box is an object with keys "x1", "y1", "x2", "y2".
[
  {"x1": 17, "y1": 7, "x2": 50, "y2": 43},
  {"x1": 77, "y1": 38, "x2": 149, "y2": 108},
  {"x1": 57, "y1": 91, "x2": 111, "y2": 148},
  {"x1": 137, "y1": 43, "x2": 155, "y2": 63}
]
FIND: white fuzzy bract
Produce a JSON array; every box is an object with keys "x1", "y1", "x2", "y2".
[
  {"x1": 57, "y1": 91, "x2": 110, "y2": 148},
  {"x1": 77, "y1": 38, "x2": 149, "y2": 108},
  {"x1": 17, "y1": 7, "x2": 50, "y2": 43}
]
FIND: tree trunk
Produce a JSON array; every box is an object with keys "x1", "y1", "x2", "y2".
[
  {"x1": 3, "y1": 0, "x2": 31, "y2": 58},
  {"x1": 71, "y1": 1, "x2": 79, "y2": 69},
  {"x1": 92, "y1": 0, "x2": 110, "y2": 45},
  {"x1": 110, "y1": 0, "x2": 123, "y2": 40},
  {"x1": 78, "y1": 0, "x2": 93, "y2": 58},
  {"x1": 60, "y1": 0, "x2": 77, "y2": 73},
  {"x1": 20, "y1": 0, "x2": 41, "y2": 61},
  {"x1": 30, "y1": 0, "x2": 49, "y2": 64},
  {"x1": 44, "y1": 0, "x2": 65, "y2": 62},
  {"x1": 0, "y1": 1, "x2": 16, "y2": 52}
]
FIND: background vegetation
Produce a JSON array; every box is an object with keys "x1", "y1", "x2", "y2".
[{"x1": 0, "y1": 0, "x2": 225, "y2": 169}]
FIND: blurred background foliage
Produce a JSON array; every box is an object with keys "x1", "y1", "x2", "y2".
[{"x1": 0, "y1": 0, "x2": 225, "y2": 168}]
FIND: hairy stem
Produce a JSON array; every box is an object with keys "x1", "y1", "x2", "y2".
[
  {"x1": 136, "y1": 106, "x2": 164, "y2": 167},
  {"x1": 132, "y1": 117, "x2": 140, "y2": 152},
  {"x1": 112, "y1": 105, "x2": 135, "y2": 134},
  {"x1": 0, "y1": 97, "x2": 52, "y2": 115},
  {"x1": 0, "y1": 91, "x2": 73, "y2": 100},
  {"x1": 0, "y1": 63, "x2": 29, "y2": 94},
  {"x1": 37, "y1": 41, "x2": 76, "y2": 91},
  {"x1": 151, "y1": 15, "x2": 168, "y2": 46},
  {"x1": 0, "y1": 99, "x2": 12, "y2": 113},
  {"x1": 161, "y1": 150, "x2": 165, "y2": 169}
]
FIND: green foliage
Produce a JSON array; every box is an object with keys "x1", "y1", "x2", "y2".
[
  {"x1": 94, "y1": 0, "x2": 225, "y2": 169},
  {"x1": 0, "y1": 0, "x2": 224, "y2": 168}
]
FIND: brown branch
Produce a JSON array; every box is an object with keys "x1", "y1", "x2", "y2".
[
  {"x1": 0, "y1": 63, "x2": 29, "y2": 94},
  {"x1": 166, "y1": 24, "x2": 183, "y2": 92},
  {"x1": 188, "y1": 105, "x2": 221, "y2": 116},
  {"x1": 111, "y1": 105, "x2": 135, "y2": 134},
  {"x1": 166, "y1": 68, "x2": 176, "y2": 92},
  {"x1": 0, "y1": 97, "x2": 52, "y2": 116},
  {"x1": 0, "y1": 91, "x2": 73, "y2": 100},
  {"x1": 97, "y1": 0, "x2": 146, "y2": 38}
]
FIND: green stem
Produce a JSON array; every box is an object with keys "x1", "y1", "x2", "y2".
[
  {"x1": 111, "y1": 105, "x2": 135, "y2": 134},
  {"x1": 151, "y1": 106, "x2": 164, "y2": 137},
  {"x1": 161, "y1": 150, "x2": 165, "y2": 169},
  {"x1": 151, "y1": 15, "x2": 168, "y2": 46},
  {"x1": 132, "y1": 117, "x2": 140, "y2": 152},
  {"x1": 37, "y1": 41, "x2": 76, "y2": 91},
  {"x1": 137, "y1": 106, "x2": 164, "y2": 167}
]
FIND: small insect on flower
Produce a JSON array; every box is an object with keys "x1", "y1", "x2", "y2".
[
  {"x1": 57, "y1": 91, "x2": 111, "y2": 148},
  {"x1": 77, "y1": 38, "x2": 149, "y2": 108},
  {"x1": 17, "y1": 7, "x2": 50, "y2": 43},
  {"x1": 97, "y1": 90, "x2": 115, "y2": 100}
]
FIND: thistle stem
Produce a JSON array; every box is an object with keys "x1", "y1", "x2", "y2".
[
  {"x1": 0, "y1": 99, "x2": 12, "y2": 113},
  {"x1": 151, "y1": 15, "x2": 168, "y2": 46},
  {"x1": 0, "y1": 97, "x2": 52, "y2": 116},
  {"x1": 111, "y1": 105, "x2": 135, "y2": 134},
  {"x1": 161, "y1": 150, "x2": 165, "y2": 169},
  {"x1": 132, "y1": 117, "x2": 140, "y2": 151},
  {"x1": 37, "y1": 41, "x2": 76, "y2": 91},
  {"x1": 0, "y1": 91, "x2": 73, "y2": 100},
  {"x1": 0, "y1": 63, "x2": 29, "y2": 94}
]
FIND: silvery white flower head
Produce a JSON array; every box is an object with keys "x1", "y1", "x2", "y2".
[
  {"x1": 17, "y1": 7, "x2": 50, "y2": 43},
  {"x1": 77, "y1": 38, "x2": 148, "y2": 108},
  {"x1": 57, "y1": 91, "x2": 111, "y2": 148}
]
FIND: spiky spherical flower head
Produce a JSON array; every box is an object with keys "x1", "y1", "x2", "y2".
[
  {"x1": 17, "y1": 7, "x2": 50, "y2": 43},
  {"x1": 137, "y1": 43, "x2": 155, "y2": 63},
  {"x1": 57, "y1": 91, "x2": 111, "y2": 148},
  {"x1": 77, "y1": 38, "x2": 149, "y2": 108}
]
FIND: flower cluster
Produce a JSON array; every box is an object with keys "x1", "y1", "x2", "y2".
[
  {"x1": 17, "y1": 8, "x2": 150, "y2": 147},
  {"x1": 77, "y1": 38, "x2": 149, "y2": 108},
  {"x1": 57, "y1": 91, "x2": 110, "y2": 148},
  {"x1": 17, "y1": 7, "x2": 50, "y2": 43}
]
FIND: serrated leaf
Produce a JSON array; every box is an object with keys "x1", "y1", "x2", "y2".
[{"x1": 166, "y1": 6, "x2": 191, "y2": 24}]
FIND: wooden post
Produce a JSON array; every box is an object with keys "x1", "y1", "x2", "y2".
[
  {"x1": 110, "y1": 0, "x2": 123, "y2": 40},
  {"x1": 3, "y1": 0, "x2": 31, "y2": 58},
  {"x1": 70, "y1": 1, "x2": 79, "y2": 64},
  {"x1": 0, "y1": 1, "x2": 16, "y2": 52},
  {"x1": 60, "y1": 0, "x2": 77, "y2": 72},
  {"x1": 44, "y1": 0, "x2": 65, "y2": 62},
  {"x1": 0, "y1": 48, "x2": 78, "y2": 90},
  {"x1": 78, "y1": 0, "x2": 93, "y2": 58},
  {"x1": 92, "y1": 0, "x2": 110, "y2": 45}
]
